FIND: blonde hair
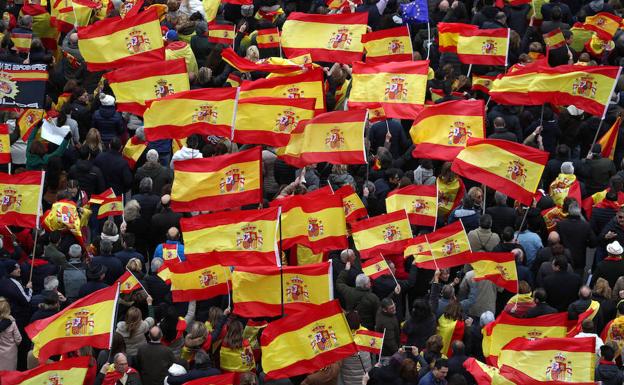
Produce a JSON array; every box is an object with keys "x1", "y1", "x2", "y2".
[
  {"x1": 0, "y1": 297, "x2": 10, "y2": 319},
  {"x1": 125, "y1": 307, "x2": 143, "y2": 337},
  {"x1": 594, "y1": 278, "x2": 613, "y2": 299},
  {"x1": 126, "y1": 258, "x2": 142, "y2": 273},
  {"x1": 84, "y1": 128, "x2": 102, "y2": 152}
]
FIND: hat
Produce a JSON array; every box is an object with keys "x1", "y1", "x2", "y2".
[
  {"x1": 165, "y1": 30, "x2": 178, "y2": 41},
  {"x1": 87, "y1": 264, "x2": 107, "y2": 280},
  {"x1": 567, "y1": 105, "x2": 584, "y2": 116},
  {"x1": 167, "y1": 363, "x2": 187, "y2": 376},
  {"x1": 99, "y1": 93, "x2": 115, "y2": 106},
  {"x1": 146, "y1": 149, "x2": 159, "y2": 162},
  {"x1": 607, "y1": 241, "x2": 623, "y2": 255},
  {"x1": 68, "y1": 244, "x2": 82, "y2": 258},
  {"x1": 4, "y1": 261, "x2": 18, "y2": 275}
]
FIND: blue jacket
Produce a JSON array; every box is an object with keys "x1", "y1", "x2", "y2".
[
  {"x1": 94, "y1": 150, "x2": 133, "y2": 195},
  {"x1": 153, "y1": 241, "x2": 185, "y2": 261},
  {"x1": 92, "y1": 105, "x2": 123, "y2": 143},
  {"x1": 418, "y1": 371, "x2": 448, "y2": 385}
]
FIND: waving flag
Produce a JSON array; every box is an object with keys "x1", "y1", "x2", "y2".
[
  {"x1": 185, "y1": 373, "x2": 236, "y2": 385},
  {"x1": 499, "y1": 365, "x2": 596, "y2": 385},
  {"x1": 26, "y1": 285, "x2": 119, "y2": 363},
  {"x1": 463, "y1": 358, "x2": 510, "y2": 385},
  {"x1": 169, "y1": 259, "x2": 230, "y2": 302},
  {"x1": 386, "y1": 184, "x2": 437, "y2": 226},
  {"x1": 257, "y1": 27, "x2": 281, "y2": 49},
  {"x1": 457, "y1": 28, "x2": 510, "y2": 66},
  {"x1": 0, "y1": 171, "x2": 45, "y2": 228},
  {"x1": 362, "y1": 26, "x2": 413, "y2": 63},
  {"x1": 208, "y1": 23, "x2": 235, "y2": 45},
  {"x1": 584, "y1": 12, "x2": 622, "y2": 40},
  {"x1": 180, "y1": 207, "x2": 280, "y2": 266},
  {"x1": 11, "y1": 32, "x2": 32, "y2": 53},
  {"x1": 0, "y1": 124, "x2": 11, "y2": 164},
  {"x1": 420, "y1": 221, "x2": 471, "y2": 269},
  {"x1": 437, "y1": 23, "x2": 478, "y2": 53},
  {"x1": 281, "y1": 12, "x2": 367, "y2": 63},
  {"x1": 89, "y1": 188, "x2": 115, "y2": 205},
  {"x1": 335, "y1": 184, "x2": 368, "y2": 222},
  {"x1": 171, "y1": 147, "x2": 262, "y2": 212},
  {"x1": 221, "y1": 47, "x2": 303, "y2": 74},
  {"x1": 144, "y1": 87, "x2": 238, "y2": 140},
  {"x1": 122, "y1": 136, "x2": 147, "y2": 169},
  {"x1": 261, "y1": 300, "x2": 357, "y2": 380},
  {"x1": 97, "y1": 196, "x2": 123, "y2": 219},
  {"x1": 116, "y1": 270, "x2": 142, "y2": 294},
  {"x1": 103, "y1": 58, "x2": 190, "y2": 116},
  {"x1": 468, "y1": 252, "x2": 518, "y2": 292},
  {"x1": 17, "y1": 109, "x2": 45, "y2": 141},
  {"x1": 77, "y1": 8, "x2": 164, "y2": 71},
  {"x1": 21, "y1": 3, "x2": 60, "y2": 51},
  {"x1": 404, "y1": 234, "x2": 432, "y2": 262},
  {"x1": 400, "y1": 0, "x2": 429, "y2": 23},
  {"x1": 452, "y1": 138, "x2": 549, "y2": 205},
  {"x1": 598, "y1": 116, "x2": 622, "y2": 160},
  {"x1": 543, "y1": 28, "x2": 566, "y2": 50},
  {"x1": 471, "y1": 74, "x2": 496, "y2": 94},
  {"x1": 410, "y1": 100, "x2": 485, "y2": 160},
  {"x1": 349, "y1": 60, "x2": 429, "y2": 119},
  {"x1": 1, "y1": 356, "x2": 91, "y2": 385},
  {"x1": 351, "y1": 210, "x2": 413, "y2": 259},
  {"x1": 361, "y1": 255, "x2": 391, "y2": 280},
  {"x1": 438, "y1": 315, "x2": 465, "y2": 357},
  {"x1": 354, "y1": 327, "x2": 384, "y2": 354}
]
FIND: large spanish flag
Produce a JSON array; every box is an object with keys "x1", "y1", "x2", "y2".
[
  {"x1": 463, "y1": 357, "x2": 514, "y2": 385},
  {"x1": 21, "y1": 3, "x2": 60, "y2": 52},
  {"x1": 171, "y1": 147, "x2": 262, "y2": 212},
  {"x1": 144, "y1": 87, "x2": 238, "y2": 141},
  {"x1": 278, "y1": 109, "x2": 368, "y2": 167},
  {"x1": 240, "y1": 68, "x2": 326, "y2": 114},
  {"x1": 457, "y1": 28, "x2": 510, "y2": 66},
  {"x1": 233, "y1": 97, "x2": 315, "y2": 147},
  {"x1": 279, "y1": 192, "x2": 348, "y2": 253},
  {"x1": 185, "y1": 373, "x2": 235, "y2": 385},
  {"x1": 584, "y1": 12, "x2": 622, "y2": 40},
  {"x1": 261, "y1": 299, "x2": 357, "y2": 380},
  {"x1": 499, "y1": 365, "x2": 595, "y2": 385},
  {"x1": 0, "y1": 171, "x2": 45, "y2": 228},
  {"x1": 169, "y1": 259, "x2": 230, "y2": 302},
  {"x1": 420, "y1": 221, "x2": 471, "y2": 269},
  {"x1": 468, "y1": 252, "x2": 518, "y2": 292},
  {"x1": 483, "y1": 312, "x2": 569, "y2": 366},
  {"x1": 354, "y1": 327, "x2": 384, "y2": 354},
  {"x1": 1, "y1": 356, "x2": 91, "y2": 385},
  {"x1": 103, "y1": 58, "x2": 190, "y2": 116},
  {"x1": 362, "y1": 25, "x2": 413, "y2": 63},
  {"x1": 335, "y1": 184, "x2": 368, "y2": 222},
  {"x1": 452, "y1": 138, "x2": 549, "y2": 206},
  {"x1": 361, "y1": 255, "x2": 392, "y2": 280},
  {"x1": 489, "y1": 64, "x2": 621, "y2": 118},
  {"x1": 410, "y1": 100, "x2": 485, "y2": 161},
  {"x1": 351, "y1": 210, "x2": 413, "y2": 259},
  {"x1": 281, "y1": 12, "x2": 367, "y2": 63},
  {"x1": 0, "y1": 124, "x2": 11, "y2": 164},
  {"x1": 349, "y1": 60, "x2": 429, "y2": 119},
  {"x1": 386, "y1": 184, "x2": 437, "y2": 227},
  {"x1": 437, "y1": 23, "x2": 478, "y2": 53},
  {"x1": 498, "y1": 337, "x2": 595, "y2": 382},
  {"x1": 77, "y1": 8, "x2": 164, "y2": 71},
  {"x1": 26, "y1": 285, "x2": 119, "y2": 363},
  {"x1": 180, "y1": 207, "x2": 279, "y2": 266},
  {"x1": 233, "y1": 262, "x2": 332, "y2": 317},
  {"x1": 598, "y1": 116, "x2": 622, "y2": 160}
]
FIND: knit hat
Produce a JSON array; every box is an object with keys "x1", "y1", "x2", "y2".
[
  {"x1": 165, "y1": 30, "x2": 178, "y2": 42},
  {"x1": 69, "y1": 244, "x2": 82, "y2": 259},
  {"x1": 4, "y1": 262, "x2": 18, "y2": 275},
  {"x1": 607, "y1": 241, "x2": 623, "y2": 256},
  {"x1": 99, "y1": 93, "x2": 115, "y2": 106},
  {"x1": 146, "y1": 149, "x2": 159, "y2": 162}
]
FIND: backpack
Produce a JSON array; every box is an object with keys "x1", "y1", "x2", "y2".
[{"x1": 63, "y1": 263, "x2": 87, "y2": 302}]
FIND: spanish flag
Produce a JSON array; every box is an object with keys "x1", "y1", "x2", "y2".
[
  {"x1": 568, "y1": 300, "x2": 601, "y2": 337},
  {"x1": 1, "y1": 356, "x2": 91, "y2": 385},
  {"x1": 278, "y1": 192, "x2": 348, "y2": 253},
  {"x1": 17, "y1": 109, "x2": 45, "y2": 141},
  {"x1": 25, "y1": 285, "x2": 119, "y2": 363},
  {"x1": 261, "y1": 300, "x2": 357, "y2": 380},
  {"x1": 0, "y1": 124, "x2": 11, "y2": 164},
  {"x1": 351, "y1": 210, "x2": 413, "y2": 259},
  {"x1": 598, "y1": 116, "x2": 622, "y2": 160},
  {"x1": 11, "y1": 32, "x2": 32, "y2": 53},
  {"x1": 233, "y1": 97, "x2": 316, "y2": 147},
  {"x1": 203, "y1": 0, "x2": 220, "y2": 23},
  {"x1": 116, "y1": 269, "x2": 141, "y2": 294},
  {"x1": 471, "y1": 74, "x2": 496, "y2": 94},
  {"x1": 549, "y1": 173, "x2": 582, "y2": 207},
  {"x1": 335, "y1": 184, "x2": 368, "y2": 222},
  {"x1": 421, "y1": 221, "x2": 471, "y2": 269},
  {"x1": 498, "y1": 337, "x2": 595, "y2": 383},
  {"x1": 543, "y1": 28, "x2": 566, "y2": 50},
  {"x1": 50, "y1": 1, "x2": 74, "y2": 33},
  {"x1": 483, "y1": 312, "x2": 569, "y2": 366},
  {"x1": 226, "y1": 73, "x2": 242, "y2": 87},
  {"x1": 499, "y1": 365, "x2": 596, "y2": 385},
  {"x1": 489, "y1": 64, "x2": 621, "y2": 118},
  {"x1": 104, "y1": 58, "x2": 190, "y2": 116},
  {"x1": 88, "y1": 188, "x2": 115, "y2": 205},
  {"x1": 290, "y1": 244, "x2": 325, "y2": 266},
  {"x1": 42, "y1": 200, "x2": 87, "y2": 244},
  {"x1": 452, "y1": 138, "x2": 549, "y2": 206},
  {"x1": 457, "y1": 28, "x2": 510, "y2": 66},
  {"x1": 169, "y1": 259, "x2": 230, "y2": 302},
  {"x1": 354, "y1": 327, "x2": 384, "y2": 354},
  {"x1": 184, "y1": 373, "x2": 236, "y2": 385},
  {"x1": 404, "y1": 234, "x2": 432, "y2": 262},
  {"x1": 349, "y1": 60, "x2": 429, "y2": 120},
  {"x1": 361, "y1": 255, "x2": 392, "y2": 280},
  {"x1": 232, "y1": 262, "x2": 333, "y2": 317},
  {"x1": 257, "y1": 27, "x2": 280, "y2": 49},
  {"x1": 584, "y1": 12, "x2": 622, "y2": 40},
  {"x1": 171, "y1": 147, "x2": 262, "y2": 212},
  {"x1": 438, "y1": 315, "x2": 465, "y2": 357},
  {"x1": 21, "y1": 3, "x2": 60, "y2": 52},
  {"x1": 468, "y1": 252, "x2": 518, "y2": 293},
  {"x1": 208, "y1": 23, "x2": 235, "y2": 45},
  {"x1": 221, "y1": 47, "x2": 303, "y2": 74},
  {"x1": 240, "y1": 68, "x2": 326, "y2": 114},
  {"x1": 362, "y1": 25, "x2": 413, "y2": 63},
  {"x1": 281, "y1": 12, "x2": 367, "y2": 64},
  {"x1": 122, "y1": 135, "x2": 147, "y2": 169},
  {"x1": 77, "y1": 8, "x2": 164, "y2": 71},
  {"x1": 143, "y1": 87, "x2": 238, "y2": 141},
  {"x1": 437, "y1": 175, "x2": 465, "y2": 216},
  {"x1": 463, "y1": 357, "x2": 513, "y2": 385},
  {"x1": 0, "y1": 171, "x2": 44, "y2": 228},
  {"x1": 437, "y1": 22, "x2": 478, "y2": 53},
  {"x1": 97, "y1": 196, "x2": 123, "y2": 219},
  {"x1": 180, "y1": 207, "x2": 279, "y2": 266},
  {"x1": 570, "y1": 23, "x2": 594, "y2": 52},
  {"x1": 410, "y1": 99, "x2": 485, "y2": 161},
  {"x1": 386, "y1": 184, "x2": 437, "y2": 227},
  {"x1": 72, "y1": 0, "x2": 100, "y2": 26},
  {"x1": 278, "y1": 109, "x2": 368, "y2": 167}
]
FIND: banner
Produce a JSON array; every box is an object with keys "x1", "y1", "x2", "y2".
[{"x1": 0, "y1": 62, "x2": 47, "y2": 109}]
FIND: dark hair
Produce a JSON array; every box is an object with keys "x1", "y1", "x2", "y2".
[
  {"x1": 601, "y1": 344, "x2": 616, "y2": 361},
  {"x1": 502, "y1": 226, "x2": 515, "y2": 242},
  {"x1": 49, "y1": 230, "x2": 61, "y2": 244},
  {"x1": 385, "y1": 168, "x2": 404, "y2": 181},
  {"x1": 533, "y1": 288, "x2": 547, "y2": 303},
  {"x1": 553, "y1": 254, "x2": 568, "y2": 271},
  {"x1": 410, "y1": 299, "x2": 433, "y2": 322},
  {"x1": 109, "y1": 137, "x2": 122, "y2": 152},
  {"x1": 451, "y1": 341, "x2": 465, "y2": 355},
  {"x1": 434, "y1": 358, "x2": 449, "y2": 370},
  {"x1": 479, "y1": 214, "x2": 492, "y2": 229},
  {"x1": 123, "y1": 232, "x2": 135, "y2": 248},
  {"x1": 70, "y1": 87, "x2": 86, "y2": 103},
  {"x1": 381, "y1": 297, "x2": 394, "y2": 309}
]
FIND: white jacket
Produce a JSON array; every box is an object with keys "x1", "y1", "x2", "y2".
[{"x1": 170, "y1": 147, "x2": 203, "y2": 169}]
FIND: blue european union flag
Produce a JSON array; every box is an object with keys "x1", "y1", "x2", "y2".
[{"x1": 400, "y1": 0, "x2": 429, "y2": 23}]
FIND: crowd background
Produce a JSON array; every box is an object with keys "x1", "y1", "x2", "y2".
[{"x1": 1, "y1": 0, "x2": 624, "y2": 384}]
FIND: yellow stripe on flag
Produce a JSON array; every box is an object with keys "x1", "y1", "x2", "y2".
[
  {"x1": 350, "y1": 72, "x2": 427, "y2": 106},
  {"x1": 184, "y1": 219, "x2": 278, "y2": 256}
]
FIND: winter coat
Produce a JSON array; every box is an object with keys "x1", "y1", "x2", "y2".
[
  {"x1": 170, "y1": 147, "x2": 203, "y2": 168},
  {"x1": 336, "y1": 270, "x2": 380, "y2": 330},
  {"x1": 341, "y1": 352, "x2": 372, "y2": 385},
  {"x1": 0, "y1": 318, "x2": 21, "y2": 370},
  {"x1": 375, "y1": 309, "x2": 400, "y2": 356},
  {"x1": 92, "y1": 106, "x2": 124, "y2": 144},
  {"x1": 557, "y1": 216, "x2": 596, "y2": 270},
  {"x1": 448, "y1": 207, "x2": 480, "y2": 233},
  {"x1": 135, "y1": 342, "x2": 175, "y2": 385},
  {"x1": 94, "y1": 150, "x2": 133, "y2": 195},
  {"x1": 68, "y1": 159, "x2": 106, "y2": 195},
  {"x1": 134, "y1": 161, "x2": 173, "y2": 196},
  {"x1": 116, "y1": 317, "x2": 155, "y2": 356},
  {"x1": 595, "y1": 361, "x2": 624, "y2": 385},
  {"x1": 468, "y1": 228, "x2": 500, "y2": 252}
]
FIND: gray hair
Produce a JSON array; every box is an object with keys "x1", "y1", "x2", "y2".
[
  {"x1": 494, "y1": 191, "x2": 507, "y2": 205},
  {"x1": 124, "y1": 200, "x2": 141, "y2": 222},
  {"x1": 102, "y1": 219, "x2": 118, "y2": 236},
  {"x1": 113, "y1": 352, "x2": 127, "y2": 363},
  {"x1": 100, "y1": 239, "x2": 113, "y2": 255},
  {"x1": 43, "y1": 276, "x2": 59, "y2": 291},
  {"x1": 340, "y1": 249, "x2": 353, "y2": 263},
  {"x1": 561, "y1": 161, "x2": 574, "y2": 175},
  {"x1": 568, "y1": 202, "x2": 582, "y2": 217},
  {"x1": 355, "y1": 274, "x2": 370, "y2": 289},
  {"x1": 135, "y1": 126, "x2": 146, "y2": 141},
  {"x1": 151, "y1": 257, "x2": 164, "y2": 273},
  {"x1": 139, "y1": 177, "x2": 153, "y2": 193}
]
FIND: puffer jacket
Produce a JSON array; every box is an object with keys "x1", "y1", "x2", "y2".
[
  {"x1": 341, "y1": 352, "x2": 372, "y2": 385},
  {"x1": 92, "y1": 105, "x2": 124, "y2": 144},
  {"x1": 595, "y1": 361, "x2": 624, "y2": 385},
  {"x1": 68, "y1": 159, "x2": 105, "y2": 195}
]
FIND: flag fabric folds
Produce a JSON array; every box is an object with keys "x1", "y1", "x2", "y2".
[
  {"x1": 281, "y1": 12, "x2": 367, "y2": 63},
  {"x1": 171, "y1": 147, "x2": 262, "y2": 212},
  {"x1": 208, "y1": 23, "x2": 235, "y2": 45},
  {"x1": 122, "y1": 135, "x2": 147, "y2": 169},
  {"x1": 180, "y1": 207, "x2": 279, "y2": 266},
  {"x1": 42, "y1": 200, "x2": 88, "y2": 244},
  {"x1": 420, "y1": 221, "x2": 471, "y2": 269},
  {"x1": 232, "y1": 262, "x2": 333, "y2": 317},
  {"x1": 543, "y1": 28, "x2": 566, "y2": 49},
  {"x1": 0, "y1": 171, "x2": 44, "y2": 228},
  {"x1": 257, "y1": 27, "x2": 281, "y2": 48},
  {"x1": 584, "y1": 12, "x2": 622, "y2": 40},
  {"x1": 184, "y1": 373, "x2": 236, "y2": 385},
  {"x1": 103, "y1": 58, "x2": 190, "y2": 116},
  {"x1": 598, "y1": 116, "x2": 622, "y2": 160},
  {"x1": 457, "y1": 28, "x2": 510, "y2": 66},
  {"x1": 26, "y1": 285, "x2": 119, "y2": 363},
  {"x1": 144, "y1": 87, "x2": 238, "y2": 141},
  {"x1": 462, "y1": 357, "x2": 513, "y2": 385},
  {"x1": 233, "y1": 97, "x2": 315, "y2": 147},
  {"x1": 11, "y1": 32, "x2": 32, "y2": 53},
  {"x1": 89, "y1": 188, "x2": 116, "y2": 205},
  {"x1": 0, "y1": 124, "x2": 11, "y2": 164},
  {"x1": 399, "y1": 0, "x2": 429, "y2": 23},
  {"x1": 97, "y1": 196, "x2": 123, "y2": 219},
  {"x1": 77, "y1": 8, "x2": 164, "y2": 71},
  {"x1": 361, "y1": 255, "x2": 392, "y2": 280},
  {"x1": 386, "y1": 184, "x2": 437, "y2": 227},
  {"x1": 471, "y1": 74, "x2": 496, "y2": 94},
  {"x1": 169, "y1": 259, "x2": 230, "y2": 302},
  {"x1": 489, "y1": 64, "x2": 621, "y2": 118},
  {"x1": 404, "y1": 234, "x2": 432, "y2": 262},
  {"x1": 335, "y1": 184, "x2": 368, "y2": 222},
  {"x1": 354, "y1": 327, "x2": 384, "y2": 354},
  {"x1": 261, "y1": 299, "x2": 357, "y2": 380},
  {"x1": 361, "y1": 26, "x2": 413, "y2": 63},
  {"x1": 438, "y1": 315, "x2": 465, "y2": 357},
  {"x1": 351, "y1": 210, "x2": 413, "y2": 259},
  {"x1": 410, "y1": 99, "x2": 485, "y2": 160},
  {"x1": 0, "y1": 62, "x2": 48, "y2": 109},
  {"x1": 437, "y1": 23, "x2": 478, "y2": 53},
  {"x1": 17, "y1": 109, "x2": 45, "y2": 141},
  {"x1": 221, "y1": 47, "x2": 303, "y2": 74},
  {"x1": 117, "y1": 270, "x2": 142, "y2": 294},
  {"x1": 468, "y1": 252, "x2": 518, "y2": 292},
  {"x1": 1, "y1": 356, "x2": 91, "y2": 385},
  {"x1": 499, "y1": 365, "x2": 596, "y2": 385}
]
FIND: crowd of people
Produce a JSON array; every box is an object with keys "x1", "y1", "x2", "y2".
[{"x1": 0, "y1": 0, "x2": 624, "y2": 384}]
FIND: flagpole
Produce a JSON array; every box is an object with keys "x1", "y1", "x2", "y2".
[
  {"x1": 425, "y1": 234, "x2": 439, "y2": 270},
  {"x1": 426, "y1": 22, "x2": 431, "y2": 60},
  {"x1": 539, "y1": 104, "x2": 545, "y2": 126},
  {"x1": 588, "y1": 66, "x2": 622, "y2": 158},
  {"x1": 107, "y1": 282, "x2": 122, "y2": 364},
  {"x1": 28, "y1": 227, "x2": 39, "y2": 282},
  {"x1": 279, "y1": 213, "x2": 284, "y2": 318},
  {"x1": 126, "y1": 267, "x2": 149, "y2": 296},
  {"x1": 513, "y1": 201, "x2": 532, "y2": 243},
  {"x1": 378, "y1": 328, "x2": 386, "y2": 362},
  {"x1": 380, "y1": 253, "x2": 399, "y2": 286},
  {"x1": 434, "y1": 179, "x2": 439, "y2": 231},
  {"x1": 482, "y1": 185, "x2": 486, "y2": 215},
  {"x1": 466, "y1": 64, "x2": 472, "y2": 78}
]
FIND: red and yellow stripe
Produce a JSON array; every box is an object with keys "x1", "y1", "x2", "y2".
[
  {"x1": 0, "y1": 124, "x2": 11, "y2": 164},
  {"x1": 386, "y1": 184, "x2": 437, "y2": 227},
  {"x1": 543, "y1": 28, "x2": 566, "y2": 49},
  {"x1": 419, "y1": 221, "x2": 471, "y2": 269},
  {"x1": 468, "y1": 252, "x2": 518, "y2": 293},
  {"x1": 354, "y1": 327, "x2": 383, "y2": 354},
  {"x1": 335, "y1": 184, "x2": 367, "y2": 222},
  {"x1": 0, "y1": 171, "x2": 44, "y2": 228},
  {"x1": 208, "y1": 23, "x2": 235, "y2": 45},
  {"x1": 1, "y1": 356, "x2": 91, "y2": 385},
  {"x1": 117, "y1": 270, "x2": 141, "y2": 294},
  {"x1": 351, "y1": 210, "x2": 412, "y2": 259},
  {"x1": 362, "y1": 25, "x2": 413, "y2": 63},
  {"x1": 97, "y1": 196, "x2": 123, "y2": 219},
  {"x1": 584, "y1": 12, "x2": 622, "y2": 40},
  {"x1": 457, "y1": 28, "x2": 509, "y2": 66},
  {"x1": 437, "y1": 23, "x2": 478, "y2": 53},
  {"x1": 169, "y1": 259, "x2": 230, "y2": 302},
  {"x1": 404, "y1": 234, "x2": 432, "y2": 263},
  {"x1": 11, "y1": 32, "x2": 32, "y2": 53},
  {"x1": 257, "y1": 27, "x2": 280, "y2": 48},
  {"x1": 361, "y1": 255, "x2": 391, "y2": 280}
]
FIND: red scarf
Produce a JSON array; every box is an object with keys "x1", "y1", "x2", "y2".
[{"x1": 102, "y1": 367, "x2": 138, "y2": 385}]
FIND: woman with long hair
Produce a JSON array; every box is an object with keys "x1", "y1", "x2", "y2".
[
  {"x1": 0, "y1": 297, "x2": 21, "y2": 371},
  {"x1": 115, "y1": 301, "x2": 155, "y2": 356},
  {"x1": 219, "y1": 320, "x2": 255, "y2": 373}
]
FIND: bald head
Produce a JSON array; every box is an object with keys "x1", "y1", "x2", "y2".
[
  {"x1": 340, "y1": 249, "x2": 355, "y2": 263},
  {"x1": 149, "y1": 325, "x2": 162, "y2": 342},
  {"x1": 493, "y1": 117, "x2": 506, "y2": 128},
  {"x1": 69, "y1": 33, "x2": 79, "y2": 44},
  {"x1": 579, "y1": 285, "x2": 591, "y2": 299},
  {"x1": 166, "y1": 227, "x2": 179, "y2": 241},
  {"x1": 547, "y1": 231, "x2": 560, "y2": 244}
]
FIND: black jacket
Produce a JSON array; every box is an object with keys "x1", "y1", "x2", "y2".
[
  {"x1": 524, "y1": 302, "x2": 558, "y2": 318},
  {"x1": 136, "y1": 342, "x2": 175, "y2": 385},
  {"x1": 92, "y1": 106, "x2": 123, "y2": 144},
  {"x1": 543, "y1": 270, "x2": 582, "y2": 312},
  {"x1": 556, "y1": 216, "x2": 596, "y2": 270},
  {"x1": 94, "y1": 150, "x2": 133, "y2": 196},
  {"x1": 68, "y1": 159, "x2": 105, "y2": 195},
  {"x1": 595, "y1": 361, "x2": 624, "y2": 385},
  {"x1": 591, "y1": 258, "x2": 624, "y2": 288}
]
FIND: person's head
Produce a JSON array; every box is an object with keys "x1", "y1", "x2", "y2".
[
  {"x1": 124, "y1": 200, "x2": 141, "y2": 222},
  {"x1": 441, "y1": 284, "x2": 456, "y2": 300},
  {"x1": 607, "y1": 240, "x2": 623, "y2": 257},
  {"x1": 591, "y1": 143, "x2": 602, "y2": 157},
  {"x1": 139, "y1": 177, "x2": 153, "y2": 194},
  {"x1": 122, "y1": 233, "x2": 136, "y2": 250},
  {"x1": 601, "y1": 344, "x2": 616, "y2": 361},
  {"x1": 468, "y1": 187, "x2": 483, "y2": 206},
  {"x1": 126, "y1": 257, "x2": 142, "y2": 274},
  {"x1": 551, "y1": 5, "x2": 562, "y2": 21},
  {"x1": 547, "y1": 231, "x2": 560, "y2": 246},
  {"x1": 578, "y1": 285, "x2": 592, "y2": 300},
  {"x1": 552, "y1": 254, "x2": 568, "y2": 272},
  {"x1": 113, "y1": 353, "x2": 129, "y2": 373},
  {"x1": 340, "y1": 249, "x2": 355, "y2": 263},
  {"x1": 151, "y1": 258, "x2": 163, "y2": 274},
  {"x1": 102, "y1": 219, "x2": 118, "y2": 237},
  {"x1": 581, "y1": 318, "x2": 595, "y2": 334},
  {"x1": 479, "y1": 214, "x2": 493, "y2": 230},
  {"x1": 518, "y1": 280, "x2": 531, "y2": 294},
  {"x1": 594, "y1": 278, "x2": 612, "y2": 299},
  {"x1": 451, "y1": 340, "x2": 465, "y2": 356},
  {"x1": 146, "y1": 149, "x2": 159, "y2": 164},
  {"x1": 0, "y1": 297, "x2": 10, "y2": 319},
  {"x1": 68, "y1": 244, "x2": 82, "y2": 260},
  {"x1": 568, "y1": 202, "x2": 582, "y2": 218},
  {"x1": 100, "y1": 239, "x2": 113, "y2": 256},
  {"x1": 85, "y1": 128, "x2": 102, "y2": 150},
  {"x1": 224, "y1": 319, "x2": 244, "y2": 349},
  {"x1": 109, "y1": 137, "x2": 122, "y2": 152},
  {"x1": 385, "y1": 168, "x2": 404, "y2": 186},
  {"x1": 493, "y1": 117, "x2": 506, "y2": 129},
  {"x1": 49, "y1": 230, "x2": 61, "y2": 246},
  {"x1": 148, "y1": 325, "x2": 163, "y2": 342},
  {"x1": 238, "y1": 372, "x2": 258, "y2": 385},
  {"x1": 502, "y1": 226, "x2": 515, "y2": 242},
  {"x1": 187, "y1": 134, "x2": 201, "y2": 150},
  {"x1": 494, "y1": 191, "x2": 507, "y2": 206},
  {"x1": 125, "y1": 307, "x2": 143, "y2": 337},
  {"x1": 6, "y1": 263, "x2": 20, "y2": 278},
  {"x1": 512, "y1": 248, "x2": 525, "y2": 264},
  {"x1": 494, "y1": 11, "x2": 506, "y2": 25},
  {"x1": 617, "y1": 207, "x2": 624, "y2": 227},
  {"x1": 194, "y1": 349, "x2": 212, "y2": 369},
  {"x1": 166, "y1": 227, "x2": 180, "y2": 241},
  {"x1": 410, "y1": 298, "x2": 433, "y2": 322},
  {"x1": 432, "y1": 358, "x2": 449, "y2": 380},
  {"x1": 110, "y1": 332, "x2": 126, "y2": 355},
  {"x1": 443, "y1": 300, "x2": 463, "y2": 320},
  {"x1": 355, "y1": 273, "x2": 371, "y2": 290},
  {"x1": 561, "y1": 161, "x2": 574, "y2": 175},
  {"x1": 43, "y1": 275, "x2": 59, "y2": 291},
  {"x1": 381, "y1": 297, "x2": 396, "y2": 315},
  {"x1": 533, "y1": 288, "x2": 547, "y2": 304},
  {"x1": 425, "y1": 335, "x2": 443, "y2": 353},
  {"x1": 480, "y1": 311, "x2": 495, "y2": 327}
]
